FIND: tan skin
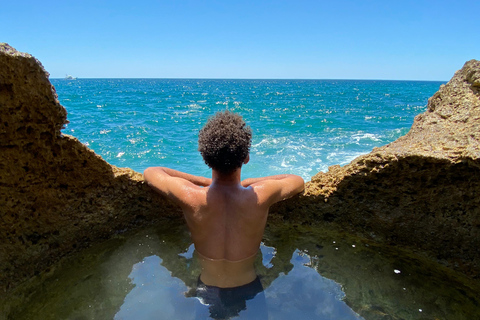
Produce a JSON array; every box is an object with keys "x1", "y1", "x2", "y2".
[{"x1": 143, "y1": 155, "x2": 304, "y2": 288}]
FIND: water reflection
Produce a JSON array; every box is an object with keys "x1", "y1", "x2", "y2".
[
  {"x1": 115, "y1": 245, "x2": 361, "y2": 319},
  {"x1": 265, "y1": 249, "x2": 360, "y2": 319},
  {"x1": 115, "y1": 255, "x2": 196, "y2": 319},
  {"x1": 4, "y1": 220, "x2": 480, "y2": 320}
]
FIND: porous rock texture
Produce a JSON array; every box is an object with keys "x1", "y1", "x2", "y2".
[
  {"x1": 1, "y1": 43, "x2": 479, "y2": 297},
  {"x1": 0, "y1": 43, "x2": 180, "y2": 294},
  {"x1": 273, "y1": 59, "x2": 480, "y2": 278}
]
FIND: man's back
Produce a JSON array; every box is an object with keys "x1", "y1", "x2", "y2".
[
  {"x1": 182, "y1": 181, "x2": 271, "y2": 287},
  {"x1": 185, "y1": 182, "x2": 268, "y2": 261}
]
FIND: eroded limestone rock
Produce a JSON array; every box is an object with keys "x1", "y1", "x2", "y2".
[{"x1": 0, "y1": 43, "x2": 180, "y2": 294}]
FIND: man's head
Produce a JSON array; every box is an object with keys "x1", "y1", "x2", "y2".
[{"x1": 198, "y1": 110, "x2": 252, "y2": 175}]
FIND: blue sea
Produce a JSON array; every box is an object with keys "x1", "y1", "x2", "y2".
[{"x1": 51, "y1": 79, "x2": 444, "y2": 180}]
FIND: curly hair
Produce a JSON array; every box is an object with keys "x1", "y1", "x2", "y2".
[{"x1": 198, "y1": 110, "x2": 252, "y2": 175}]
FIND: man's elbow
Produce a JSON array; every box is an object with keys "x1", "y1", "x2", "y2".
[
  {"x1": 143, "y1": 167, "x2": 160, "y2": 185},
  {"x1": 293, "y1": 175, "x2": 305, "y2": 194},
  {"x1": 143, "y1": 167, "x2": 152, "y2": 182}
]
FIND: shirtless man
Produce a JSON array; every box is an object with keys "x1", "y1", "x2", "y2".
[{"x1": 144, "y1": 110, "x2": 304, "y2": 317}]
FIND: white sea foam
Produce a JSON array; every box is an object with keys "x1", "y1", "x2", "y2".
[
  {"x1": 350, "y1": 132, "x2": 381, "y2": 142},
  {"x1": 327, "y1": 151, "x2": 366, "y2": 166},
  {"x1": 53, "y1": 78, "x2": 440, "y2": 181}
]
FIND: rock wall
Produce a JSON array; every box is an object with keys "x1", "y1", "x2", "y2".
[
  {"x1": 1, "y1": 43, "x2": 479, "y2": 295},
  {"x1": 0, "y1": 44, "x2": 181, "y2": 294}
]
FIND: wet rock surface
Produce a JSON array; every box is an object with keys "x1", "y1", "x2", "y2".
[{"x1": 1, "y1": 43, "x2": 479, "y2": 296}]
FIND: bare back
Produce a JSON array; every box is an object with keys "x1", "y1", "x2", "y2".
[
  {"x1": 183, "y1": 183, "x2": 271, "y2": 287},
  {"x1": 185, "y1": 183, "x2": 268, "y2": 261}
]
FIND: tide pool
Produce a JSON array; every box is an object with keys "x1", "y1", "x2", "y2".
[{"x1": 7, "y1": 222, "x2": 479, "y2": 319}]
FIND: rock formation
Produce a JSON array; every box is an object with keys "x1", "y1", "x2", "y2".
[
  {"x1": 1, "y1": 43, "x2": 479, "y2": 297},
  {"x1": 0, "y1": 43, "x2": 180, "y2": 294}
]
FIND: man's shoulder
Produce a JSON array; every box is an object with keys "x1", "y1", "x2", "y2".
[
  {"x1": 244, "y1": 182, "x2": 281, "y2": 206},
  {"x1": 244, "y1": 175, "x2": 304, "y2": 206},
  {"x1": 180, "y1": 184, "x2": 209, "y2": 204}
]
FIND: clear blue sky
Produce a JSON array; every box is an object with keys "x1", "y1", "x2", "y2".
[{"x1": 1, "y1": 0, "x2": 478, "y2": 80}]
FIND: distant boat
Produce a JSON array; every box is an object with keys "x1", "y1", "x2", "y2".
[{"x1": 65, "y1": 74, "x2": 77, "y2": 80}]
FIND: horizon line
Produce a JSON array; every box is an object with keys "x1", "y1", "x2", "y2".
[{"x1": 51, "y1": 77, "x2": 448, "y2": 82}]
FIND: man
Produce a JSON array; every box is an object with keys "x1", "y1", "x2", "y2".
[{"x1": 144, "y1": 110, "x2": 304, "y2": 318}]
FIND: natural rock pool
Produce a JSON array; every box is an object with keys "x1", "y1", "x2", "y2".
[
  {"x1": 2, "y1": 45, "x2": 480, "y2": 320},
  {"x1": 3, "y1": 220, "x2": 479, "y2": 320}
]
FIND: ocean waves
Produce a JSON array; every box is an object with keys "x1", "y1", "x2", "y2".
[{"x1": 52, "y1": 79, "x2": 443, "y2": 180}]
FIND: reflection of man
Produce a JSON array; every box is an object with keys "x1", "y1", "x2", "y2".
[{"x1": 144, "y1": 110, "x2": 304, "y2": 318}]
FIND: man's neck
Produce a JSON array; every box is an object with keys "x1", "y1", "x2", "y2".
[{"x1": 211, "y1": 168, "x2": 242, "y2": 186}]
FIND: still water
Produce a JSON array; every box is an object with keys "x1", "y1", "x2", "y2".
[{"x1": 5, "y1": 220, "x2": 479, "y2": 319}]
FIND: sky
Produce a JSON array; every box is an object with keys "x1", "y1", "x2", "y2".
[{"x1": 1, "y1": 0, "x2": 478, "y2": 80}]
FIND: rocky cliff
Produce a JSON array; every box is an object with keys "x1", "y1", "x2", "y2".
[
  {"x1": 0, "y1": 44, "x2": 180, "y2": 294},
  {"x1": 1, "y1": 43, "x2": 479, "y2": 295}
]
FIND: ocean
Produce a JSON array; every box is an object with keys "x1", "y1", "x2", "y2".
[{"x1": 51, "y1": 79, "x2": 444, "y2": 181}]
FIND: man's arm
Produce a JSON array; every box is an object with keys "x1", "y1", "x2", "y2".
[
  {"x1": 143, "y1": 167, "x2": 211, "y2": 207},
  {"x1": 242, "y1": 174, "x2": 304, "y2": 206}
]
